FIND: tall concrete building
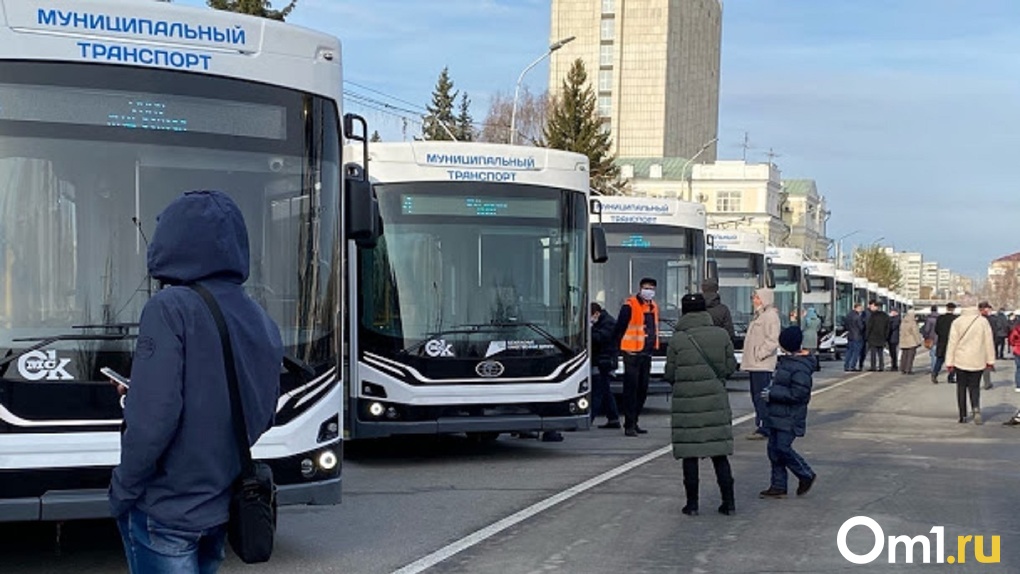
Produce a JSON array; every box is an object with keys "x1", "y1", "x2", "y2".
[
  {"x1": 921, "y1": 262, "x2": 939, "y2": 299},
  {"x1": 883, "y1": 249, "x2": 923, "y2": 301},
  {"x1": 549, "y1": 0, "x2": 722, "y2": 160}
]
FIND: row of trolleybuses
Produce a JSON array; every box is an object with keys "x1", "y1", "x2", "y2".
[{"x1": 0, "y1": 0, "x2": 914, "y2": 522}]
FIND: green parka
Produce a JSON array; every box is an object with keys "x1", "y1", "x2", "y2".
[{"x1": 663, "y1": 311, "x2": 738, "y2": 460}]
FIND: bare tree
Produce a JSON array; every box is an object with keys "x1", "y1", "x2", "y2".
[
  {"x1": 852, "y1": 246, "x2": 903, "y2": 290},
  {"x1": 478, "y1": 87, "x2": 549, "y2": 146},
  {"x1": 990, "y1": 261, "x2": 1020, "y2": 309}
]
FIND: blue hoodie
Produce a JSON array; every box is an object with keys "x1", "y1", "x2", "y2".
[{"x1": 109, "y1": 190, "x2": 283, "y2": 531}]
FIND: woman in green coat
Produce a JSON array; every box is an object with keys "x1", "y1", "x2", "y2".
[{"x1": 663, "y1": 293, "x2": 739, "y2": 516}]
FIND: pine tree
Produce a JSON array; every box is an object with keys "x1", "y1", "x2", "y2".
[
  {"x1": 207, "y1": 0, "x2": 297, "y2": 20},
  {"x1": 422, "y1": 67, "x2": 458, "y2": 141},
  {"x1": 370, "y1": 130, "x2": 382, "y2": 143},
  {"x1": 456, "y1": 93, "x2": 474, "y2": 142},
  {"x1": 543, "y1": 59, "x2": 618, "y2": 192}
]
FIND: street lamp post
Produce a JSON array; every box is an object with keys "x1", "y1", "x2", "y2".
[
  {"x1": 680, "y1": 137, "x2": 718, "y2": 201},
  {"x1": 833, "y1": 229, "x2": 861, "y2": 270},
  {"x1": 509, "y1": 36, "x2": 575, "y2": 145}
]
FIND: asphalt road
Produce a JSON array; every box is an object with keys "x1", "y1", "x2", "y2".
[{"x1": 4, "y1": 356, "x2": 1020, "y2": 573}]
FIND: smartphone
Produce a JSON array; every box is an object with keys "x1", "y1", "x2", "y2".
[{"x1": 100, "y1": 367, "x2": 130, "y2": 389}]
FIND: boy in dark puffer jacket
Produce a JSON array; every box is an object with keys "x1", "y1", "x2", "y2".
[{"x1": 759, "y1": 326, "x2": 817, "y2": 499}]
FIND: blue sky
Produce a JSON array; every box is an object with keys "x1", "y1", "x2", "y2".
[{"x1": 174, "y1": 0, "x2": 1020, "y2": 278}]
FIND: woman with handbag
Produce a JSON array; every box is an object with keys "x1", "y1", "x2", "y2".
[
  {"x1": 898, "y1": 311, "x2": 924, "y2": 374},
  {"x1": 946, "y1": 306, "x2": 996, "y2": 424},
  {"x1": 663, "y1": 294, "x2": 739, "y2": 516}
]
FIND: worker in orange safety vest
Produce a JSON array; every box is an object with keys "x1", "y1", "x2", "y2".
[{"x1": 611, "y1": 277, "x2": 660, "y2": 437}]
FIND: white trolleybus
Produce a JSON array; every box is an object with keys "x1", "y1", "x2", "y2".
[
  {"x1": 828, "y1": 269, "x2": 856, "y2": 360},
  {"x1": 707, "y1": 230, "x2": 768, "y2": 365},
  {"x1": 344, "y1": 142, "x2": 606, "y2": 440},
  {"x1": 0, "y1": 0, "x2": 380, "y2": 521},
  {"x1": 591, "y1": 195, "x2": 709, "y2": 397},
  {"x1": 802, "y1": 261, "x2": 836, "y2": 358},
  {"x1": 854, "y1": 277, "x2": 871, "y2": 309},
  {"x1": 868, "y1": 282, "x2": 881, "y2": 306},
  {"x1": 766, "y1": 247, "x2": 805, "y2": 329},
  {"x1": 590, "y1": 196, "x2": 708, "y2": 396}
]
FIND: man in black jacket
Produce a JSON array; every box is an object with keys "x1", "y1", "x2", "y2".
[
  {"x1": 843, "y1": 304, "x2": 865, "y2": 372},
  {"x1": 887, "y1": 310, "x2": 901, "y2": 371},
  {"x1": 934, "y1": 303, "x2": 958, "y2": 383},
  {"x1": 866, "y1": 301, "x2": 891, "y2": 372},
  {"x1": 702, "y1": 278, "x2": 735, "y2": 341},
  {"x1": 590, "y1": 303, "x2": 620, "y2": 428}
]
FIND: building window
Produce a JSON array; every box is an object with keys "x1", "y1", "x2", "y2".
[
  {"x1": 602, "y1": 0, "x2": 614, "y2": 14},
  {"x1": 598, "y1": 69, "x2": 612, "y2": 92},
  {"x1": 600, "y1": 18, "x2": 615, "y2": 41},
  {"x1": 598, "y1": 95, "x2": 612, "y2": 118},
  {"x1": 600, "y1": 44, "x2": 614, "y2": 67},
  {"x1": 716, "y1": 191, "x2": 741, "y2": 213}
]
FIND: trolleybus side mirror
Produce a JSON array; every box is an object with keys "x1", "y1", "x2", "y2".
[
  {"x1": 706, "y1": 260, "x2": 718, "y2": 281},
  {"x1": 591, "y1": 226, "x2": 608, "y2": 263},
  {"x1": 765, "y1": 268, "x2": 776, "y2": 289},
  {"x1": 343, "y1": 113, "x2": 380, "y2": 248},
  {"x1": 705, "y1": 234, "x2": 717, "y2": 280},
  {"x1": 345, "y1": 164, "x2": 380, "y2": 249},
  {"x1": 802, "y1": 269, "x2": 812, "y2": 294},
  {"x1": 589, "y1": 198, "x2": 608, "y2": 263}
]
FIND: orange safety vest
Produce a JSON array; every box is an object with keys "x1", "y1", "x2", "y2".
[{"x1": 619, "y1": 296, "x2": 659, "y2": 352}]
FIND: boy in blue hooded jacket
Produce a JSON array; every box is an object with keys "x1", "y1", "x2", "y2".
[
  {"x1": 109, "y1": 191, "x2": 283, "y2": 573},
  {"x1": 759, "y1": 326, "x2": 817, "y2": 499}
]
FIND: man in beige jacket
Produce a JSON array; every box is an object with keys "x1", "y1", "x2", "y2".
[
  {"x1": 742, "y1": 288, "x2": 780, "y2": 439},
  {"x1": 946, "y1": 306, "x2": 995, "y2": 425}
]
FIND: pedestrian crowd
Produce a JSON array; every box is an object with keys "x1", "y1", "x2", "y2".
[
  {"x1": 589, "y1": 276, "x2": 1020, "y2": 516},
  {"x1": 590, "y1": 279, "x2": 816, "y2": 516}
]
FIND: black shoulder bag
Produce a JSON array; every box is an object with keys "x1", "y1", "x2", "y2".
[{"x1": 189, "y1": 284, "x2": 277, "y2": 564}]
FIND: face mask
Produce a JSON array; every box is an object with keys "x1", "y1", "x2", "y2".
[
  {"x1": 640, "y1": 288, "x2": 655, "y2": 301},
  {"x1": 590, "y1": 314, "x2": 598, "y2": 325}
]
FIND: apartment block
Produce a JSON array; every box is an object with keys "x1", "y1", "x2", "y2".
[{"x1": 550, "y1": 0, "x2": 722, "y2": 159}]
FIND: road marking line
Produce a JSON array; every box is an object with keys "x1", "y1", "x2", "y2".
[{"x1": 390, "y1": 371, "x2": 870, "y2": 574}]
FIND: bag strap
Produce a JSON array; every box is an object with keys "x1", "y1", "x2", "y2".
[
  {"x1": 684, "y1": 331, "x2": 726, "y2": 381},
  {"x1": 188, "y1": 283, "x2": 254, "y2": 474},
  {"x1": 959, "y1": 317, "x2": 981, "y2": 342}
]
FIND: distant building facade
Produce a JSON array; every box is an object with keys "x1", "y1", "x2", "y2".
[
  {"x1": 550, "y1": 0, "x2": 722, "y2": 159},
  {"x1": 988, "y1": 252, "x2": 1020, "y2": 309},
  {"x1": 780, "y1": 179, "x2": 830, "y2": 261},
  {"x1": 884, "y1": 249, "x2": 923, "y2": 301}
]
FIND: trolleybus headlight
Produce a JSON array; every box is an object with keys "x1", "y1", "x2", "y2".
[
  {"x1": 300, "y1": 459, "x2": 315, "y2": 477},
  {"x1": 569, "y1": 402, "x2": 579, "y2": 414},
  {"x1": 577, "y1": 397, "x2": 590, "y2": 411},
  {"x1": 368, "y1": 402, "x2": 385, "y2": 417},
  {"x1": 578, "y1": 379, "x2": 590, "y2": 393},
  {"x1": 318, "y1": 450, "x2": 338, "y2": 471},
  {"x1": 317, "y1": 415, "x2": 340, "y2": 443},
  {"x1": 385, "y1": 407, "x2": 399, "y2": 420}
]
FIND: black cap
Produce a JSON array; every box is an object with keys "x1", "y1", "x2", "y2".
[{"x1": 682, "y1": 293, "x2": 707, "y2": 314}]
